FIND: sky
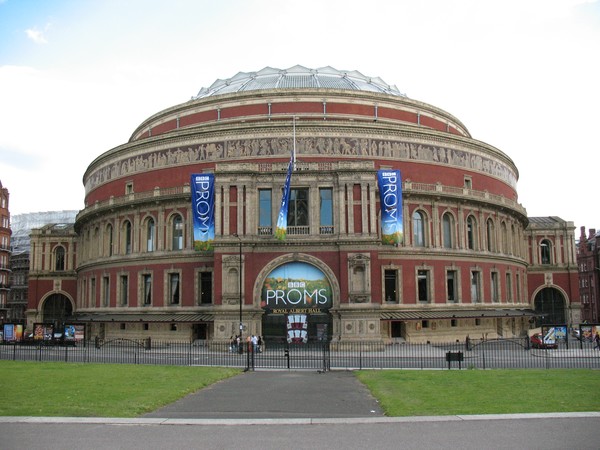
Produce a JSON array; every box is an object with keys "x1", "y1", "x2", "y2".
[{"x1": 1, "y1": 0, "x2": 598, "y2": 235}]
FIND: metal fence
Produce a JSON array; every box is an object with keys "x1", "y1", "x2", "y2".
[{"x1": 1, "y1": 337, "x2": 599, "y2": 371}]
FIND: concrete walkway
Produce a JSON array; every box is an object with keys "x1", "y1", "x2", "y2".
[{"x1": 143, "y1": 370, "x2": 384, "y2": 419}]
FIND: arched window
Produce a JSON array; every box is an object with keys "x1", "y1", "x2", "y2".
[
  {"x1": 466, "y1": 215, "x2": 477, "y2": 250},
  {"x1": 55, "y1": 246, "x2": 65, "y2": 271},
  {"x1": 540, "y1": 239, "x2": 552, "y2": 264},
  {"x1": 123, "y1": 220, "x2": 132, "y2": 254},
  {"x1": 486, "y1": 218, "x2": 495, "y2": 252},
  {"x1": 146, "y1": 218, "x2": 155, "y2": 252},
  {"x1": 171, "y1": 214, "x2": 183, "y2": 250},
  {"x1": 412, "y1": 210, "x2": 425, "y2": 247},
  {"x1": 442, "y1": 213, "x2": 454, "y2": 249}
]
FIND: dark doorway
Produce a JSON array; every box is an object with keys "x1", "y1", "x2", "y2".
[
  {"x1": 534, "y1": 287, "x2": 566, "y2": 326},
  {"x1": 193, "y1": 323, "x2": 208, "y2": 340},
  {"x1": 391, "y1": 320, "x2": 404, "y2": 338},
  {"x1": 42, "y1": 294, "x2": 73, "y2": 325}
]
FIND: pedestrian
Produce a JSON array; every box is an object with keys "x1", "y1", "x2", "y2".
[
  {"x1": 594, "y1": 332, "x2": 600, "y2": 350},
  {"x1": 251, "y1": 334, "x2": 258, "y2": 353},
  {"x1": 257, "y1": 335, "x2": 263, "y2": 353}
]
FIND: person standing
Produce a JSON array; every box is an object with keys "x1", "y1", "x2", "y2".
[{"x1": 594, "y1": 332, "x2": 600, "y2": 350}]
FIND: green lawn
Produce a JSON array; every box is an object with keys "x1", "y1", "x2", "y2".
[
  {"x1": 356, "y1": 369, "x2": 600, "y2": 416},
  {"x1": 0, "y1": 361, "x2": 239, "y2": 417},
  {"x1": 1, "y1": 361, "x2": 598, "y2": 418}
]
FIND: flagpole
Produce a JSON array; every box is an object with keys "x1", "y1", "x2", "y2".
[{"x1": 293, "y1": 116, "x2": 297, "y2": 170}]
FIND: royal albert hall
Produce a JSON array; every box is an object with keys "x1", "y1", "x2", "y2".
[{"x1": 29, "y1": 65, "x2": 580, "y2": 344}]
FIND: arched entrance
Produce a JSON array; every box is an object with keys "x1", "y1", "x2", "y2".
[
  {"x1": 260, "y1": 261, "x2": 333, "y2": 343},
  {"x1": 41, "y1": 293, "x2": 73, "y2": 325},
  {"x1": 534, "y1": 287, "x2": 566, "y2": 325}
]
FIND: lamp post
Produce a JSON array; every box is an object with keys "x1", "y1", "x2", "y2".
[{"x1": 233, "y1": 234, "x2": 243, "y2": 353}]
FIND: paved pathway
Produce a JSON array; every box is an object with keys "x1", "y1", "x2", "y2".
[{"x1": 144, "y1": 370, "x2": 384, "y2": 419}]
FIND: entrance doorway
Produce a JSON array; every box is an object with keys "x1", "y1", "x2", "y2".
[
  {"x1": 192, "y1": 323, "x2": 209, "y2": 341},
  {"x1": 262, "y1": 313, "x2": 332, "y2": 344},
  {"x1": 42, "y1": 293, "x2": 73, "y2": 326},
  {"x1": 534, "y1": 287, "x2": 566, "y2": 325}
]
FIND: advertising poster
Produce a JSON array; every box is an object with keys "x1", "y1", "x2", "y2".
[
  {"x1": 33, "y1": 323, "x2": 44, "y2": 340},
  {"x1": 552, "y1": 325, "x2": 567, "y2": 342},
  {"x1": 261, "y1": 262, "x2": 332, "y2": 313},
  {"x1": 3, "y1": 324, "x2": 14, "y2": 342},
  {"x1": 377, "y1": 170, "x2": 403, "y2": 245},
  {"x1": 580, "y1": 325, "x2": 598, "y2": 342},
  {"x1": 287, "y1": 314, "x2": 308, "y2": 344},
  {"x1": 34, "y1": 323, "x2": 54, "y2": 341},
  {"x1": 190, "y1": 173, "x2": 215, "y2": 251},
  {"x1": 64, "y1": 324, "x2": 85, "y2": 343}
]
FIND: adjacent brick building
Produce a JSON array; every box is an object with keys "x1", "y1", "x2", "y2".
[{"x1": 577, "y1": 227, "x2": 599, "y2": 323}]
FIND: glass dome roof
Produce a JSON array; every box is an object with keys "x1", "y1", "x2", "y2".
[{"x1": 193, "y1": 65, "x2": 405, "y2": 99}]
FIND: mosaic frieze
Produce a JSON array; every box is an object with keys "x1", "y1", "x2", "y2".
[{"x1": 85, "y1": 137, "x2": 517, "y2": 194}]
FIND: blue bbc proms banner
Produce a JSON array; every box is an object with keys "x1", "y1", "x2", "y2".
[
  {"x1": 377, "y1": 170, "x2": 403, "y2": 245},
  {"x1": 261, "y1": 262, "x2": 332, "y2": 313},
  {"x1": 191, "y1": 173, "x2": 215, "y2": 251}
]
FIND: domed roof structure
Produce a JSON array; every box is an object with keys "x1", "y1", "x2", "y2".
[{"x1": 193, "y1": 65, "x2": 405, "y2": 99}]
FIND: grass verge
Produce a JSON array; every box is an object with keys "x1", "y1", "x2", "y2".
[
  {"x1": 356, "y1": 369, "x2": 600, "y2": 416},
  {"x1": 0, "y1": 361, "x2": 239, "y2": 417}
]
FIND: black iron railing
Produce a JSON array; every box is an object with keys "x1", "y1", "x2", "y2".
[{"x1": 1, "y1": 337, "x2": 598, "y2": 370}]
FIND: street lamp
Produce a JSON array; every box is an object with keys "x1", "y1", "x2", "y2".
[{"x1": 233, "y1": 234, "x2": 243, "y2": 353}]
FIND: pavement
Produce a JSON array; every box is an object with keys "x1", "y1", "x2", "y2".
[
  {"x1": 3, "y1": 369, "x2": 600, "y2": 450},
  {"x1": 143, "y1": 369, "x2": 385, "y2": 420},
  {"x1": 1, "y1": 368, "x2": 599, "y2": 426}
]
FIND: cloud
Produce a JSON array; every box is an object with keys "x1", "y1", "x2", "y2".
[{"x1": 25, "y1": 23, "x2": 51, "y2": 44}]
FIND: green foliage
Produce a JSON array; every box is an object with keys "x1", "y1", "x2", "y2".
[
  {"x1": 193, "y1": 240, "x2": 213, "y2": 251},
  {"x1": 356, "y1": 369, "x2": 600, "y2": 416},
  {"x1": 0, "y1": 361, "x2": 239, "y2": 417}
]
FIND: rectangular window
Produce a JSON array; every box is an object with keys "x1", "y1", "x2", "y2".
[
  {"x1": 288, "y1": 188, "x2": 309, "y2": 227},
  {"x1": 258, "y1": 189, "x2": 272, "y2": 233},
  {"x1": 446, "y1": 270, "x2": 458, "y2": 303},
  {"x1": 491, "y1": 272, "x2": 499, "y2": 302},
  {"x1": 120, "y1": 275, "x2": 128, "y2": 306},
  {"x1": 125, "y1": 182, "x2": 134, "y2": 194},
  {"x1": 102, "y1": 276, "x2": 110, "y2": 307},
  {"x1": 471, "y1": 270, "x2": 481, "y2": 303},
  {"x1": 417, "y1": 269, "x2": 430, "y2": 302},
  {"x1": 90, "y1": 278, "x2": 96, "y2": 308},
  {"x1": 516, "y1": 273, "x2": 521, "y2": 302},
  {"x1": 199, "y1": 271, "x2": 213, "y2": 305},
  {"x1": 319, "y1": 187, "x2": 333, "y2": 234},
  {"x1": 384, "y1": 269, "x2": 398, "y2": 303},
  {"x1": 143, "y1": 274, "x2": 152, "y2": 306},
  {"x1": 169, "y1": 273, "x2": 180, "y2": 305},
  {"x1": 506, "y1": 273, "x2": 513, "y2": 303}
]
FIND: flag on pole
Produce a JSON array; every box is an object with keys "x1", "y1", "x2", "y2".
[
  {"x1": 377, "y1": 170, "x2": 403, "y2": 246},
  {"x1": 275, "y1": 118, "x2": 297, "y2": 240}
]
